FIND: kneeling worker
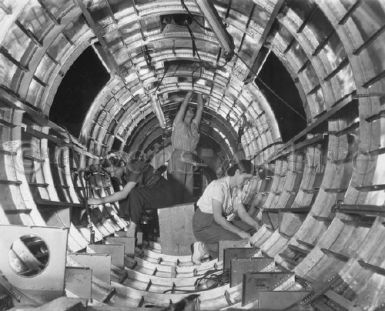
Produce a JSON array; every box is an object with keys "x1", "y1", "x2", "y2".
[
  {"x1": 87, "y1": 152, "x2": 182, "y2": 237},
  {"x1": 191, "y1": 159, "x2": 260, "y2": 264}
]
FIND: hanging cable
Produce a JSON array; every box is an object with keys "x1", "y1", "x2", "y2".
[
  {"x1": 183, "y1": 8, "x2": 230, "y2": 74},
  {"x1": 186, "y1": 22, "x2": 206, "y2": 82},
  {"x1": 214, "y1": 48, "x2": 307, "y2": 121},
  {"x1": 154, "y1": 66, "x2": 168, "y2": 94},
  {"x1": 186, "y1": 22, "x2": 199, "y2": 58},
  {"x1": 162, "y1": 131, "x2": 165, "y2": 167},
  {"x1": 83, "y1": 173, "x2": 95, "y2": 243},
  {"x1": 162, "y1": 268, "x2": 225, "y2": 294},
  {"x1": 62, "y1": 127, "x2": 95, "y2": 243},
  {"x1": 256, "y1": 76, "x2": 307, "y2": 121},
  {"x1": 180, "y1": 0, "x2": 211, "y2": 31}
]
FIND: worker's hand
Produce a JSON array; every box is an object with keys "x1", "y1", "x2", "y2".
[
  {"x1": 87, "y1": 198, "x2": 101, "y2": 206},
  {"x1": 237, "y1": 231, "x2": 251, "y2": 239},
  {"x1": 249, "y1": 231, "x2": 259, "y2": 246},
  {"x1": 197, "y1": 93, "x2": 204, "y2": 106}
]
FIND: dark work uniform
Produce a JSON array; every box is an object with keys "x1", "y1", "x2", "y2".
[{"x1": 118, "y1": 161, "x2": 182, "y2": 224}]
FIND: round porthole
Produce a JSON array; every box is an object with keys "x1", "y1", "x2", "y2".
[{"x1": 8, "y1": 235, "x2": 49, "y2": 277}]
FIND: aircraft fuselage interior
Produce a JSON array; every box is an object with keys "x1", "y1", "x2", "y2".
[{"x1": 0, "y1": 0, "x2": 385, "y2": 310}]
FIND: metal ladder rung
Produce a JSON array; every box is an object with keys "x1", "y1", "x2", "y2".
[
  {"x1": 301, "y1": 188, "x2": 319, "y2": 194},
  {"x1": 296, "y1": 239, "x2": 315, "y2": 249},
  {"x1": 358, "y1": 259, "x2": 385, "y2": 276},
  {"x1": 0, "y1": 149, "x2": 17, "y2": 156},
  {"x1": 324, "y1": 188, "x2": 347, "y2": 193},
  {"x1": 355, "y1": 184, "x2": 385, "y2": 191},
  {"x1": 29, "y1": 183, "x2": 49, "y2": 188},
  {"x1": 0, "y1": 179, "x2": 22, "y2": 186},
  {"x1": 4, "y1": 209, "x2": 32, "y2": 215},
  {"x1": 312, "y1": 215, "x2": 333, "y2": 223},
  {"x1": 321, "y1": 248, "x2": 349, "y2": 262},
  {"x1": 288, "y1": 244, "x2": 310, "y2": 256},
  {"x1": 0, "y1": 119, "x2": 23, "y2": 129},
  {"x1": 279, "y1": 253, "x2": 299, "y2": 266},
  {"x1": 23, "y1": 154, "x2": 45, "y2": 162}
]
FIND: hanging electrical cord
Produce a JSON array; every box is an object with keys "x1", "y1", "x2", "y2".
[
  {"x1": 162, "y1": 288, "x2": 198, "y2": 294},
  {"x1": 180, "y1": 0, "x2": 232, "y2": 72},
  {"x1": 185, "y1": 22, "x2": 200, "y2": 59},
  {"x1": 179, "y1": 1, "x2": 307, "y2": 132},
  {"x1": 185, "y1": 22, "x2": 204, "y2": 88},
  {"x1": 62, "y1": 127, "x2": 96, "y2": 243},
  {"x1": 194, "y1": 268, "x2": 229, "y2": 290},
  {"x1": 183, "y1": 9, "x2": 230, "y2": 77},
  {"x1": 191, "y1": 62, "x2": 203, "y2": 85},
  {"x1": 162, "y1": 130, "x2": 166, "y2": 169},
  {"x1": 83, "y1": 172, "x2": 95, "y2": 243},
  {"x1": 162, "y1": 268, "x2": 226, "y2": 294},
  {"x1": 180, "y1": 0, "x2": 211, "y2": 32},
  {"x1": 210, "y1": 47, "x2": 306, "y2": 121},
  {"x1": 256, "y1": 76, "x2": 307, "y2": 121},
  {"x1": 154, "y1": 66, "x2": 169, "y2": 94}
]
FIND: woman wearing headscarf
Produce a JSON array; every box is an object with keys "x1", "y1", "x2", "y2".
[
  {"x1": 191, "y1": 160, "x2": 261, "y2": 264},
  {"x1": 87, "y1": 152, "x2": 182, "y2": 236}
]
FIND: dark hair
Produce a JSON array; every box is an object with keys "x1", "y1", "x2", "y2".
[
  {"x1": 187, "y1": 104, "x2": 196, "y2": 113},
  {"x1": 227, "y1": 159, "x2": 253, "y2": 176},
  {"x1": 256, "y1": 166, "x2": 267, "y2": 179},
  {"x1": 101, "y1": 155, "x2": 121, "y2": 169},
  {"x1": 131, "y1": 150, "x2": 142, "y2": 162}
]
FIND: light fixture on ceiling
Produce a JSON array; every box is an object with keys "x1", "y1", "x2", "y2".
[
  {"x1": 150, "y1": 94, "x2": 166, "y2": 129},
  {"x1": 193, "y1": 0, "x2": 234, "y2": 61}
]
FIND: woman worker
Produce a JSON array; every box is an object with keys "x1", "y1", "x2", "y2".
[
  {"x1": 87, "y1": 152, "x2": 182, "y2": 236},
  {"x1": 168, "y1": 91, "x2": 204, "y2": 202},
  {"x1": 191, "y1": 159, "x2": 260, "y2": 264}
]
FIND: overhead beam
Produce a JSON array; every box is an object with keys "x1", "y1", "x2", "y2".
[
  {"x1": 0, "y1": 86, "x2": 97, "y2": 159},
  {"x1": 244, "y1": 0, "x2": 286, "y2": 83},
  {"x1": 150, "y1": 94, "x2": 166, "y2": 129},
  {"x1": 194, "y1": 0, "x2": 235, "y2": 61},
  {"x1": 267, "y1": 133, "x2": 327, "y2": 161},
  {"x1": 334, "y1": 202, "x2": 385, "y2": 217},
  {"x1": 74, "y1": 0, "x2": 122, "y2": 78},
  {"x1": 102, "y1": 0, "x2": 167, "y2": 129},
  {"x1": 266, "y1": 94, "x2": 356, "y2": 163},
  {"x1": 79, "y1": 0, "x2": 168, "y2": 129}
]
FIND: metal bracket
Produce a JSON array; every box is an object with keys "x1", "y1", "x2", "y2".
[
  {"x1": 0, "y1": 225, "x2": 68, "y2": 304},
  {"x1": 65, "y1": 267, "x2": 92, "y2": 302},
  {"x1": 218, "y1": 239, "x2": 250, "y2": 262},
  {"x1": 230, "y1": 257, "x2": 274, "y2": 287},
  {"x1": 242, "y1": 272, "x2": 300, "y2": 306},
  {"x1": 223, "y1": 247, "x2": 258, "y2": 272},
  {"x1": 69, "y1": 253, "x2": 111, "y2": 285},
  {"x1": 106, "y1": 236, "x2": 135, "y2": 257},
  {"x1": 243, "y1": 290, "x2": 311, "y2": 309},
  {"x1": 87, "y1": 244, "x2": 125, "y2": 269}
]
